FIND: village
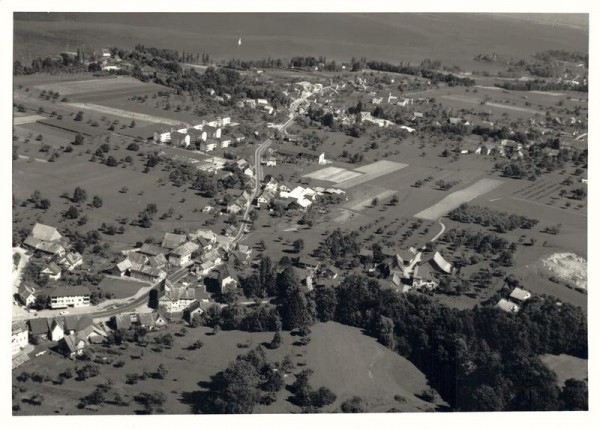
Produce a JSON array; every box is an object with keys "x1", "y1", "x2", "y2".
[{"x1": 11, "y1": 13, "x2": 589, "y2": 416}]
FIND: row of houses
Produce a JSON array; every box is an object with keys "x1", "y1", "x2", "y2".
[
  {"x1": 154, "y1": 117, "x2": 245, "y2": 149},
  {"x1": 254, "y1": 176, "x2": 346, "y2": 211},
  {"x1": 235, "y1": 98, "x2": 275, "y2": 115},
  {"x1": 17, "y1": 284, "x2": 92, "y2": 310},
  {"x1": 496, "y1": 287, "x2": 532, "y2": 313}
]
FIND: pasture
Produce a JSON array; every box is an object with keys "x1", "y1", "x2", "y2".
[
  {"x1": 97, "y1": 277, "x2": 147, "y2": 299},
  {"x1": 33, "y1": 77, "x2": 153, "y2": 96},
  {"x1": 12, "y1": 322, "x2": 440, "y2": 415},
  {"x1": 541, "y1": 354, "x2": 588, "y2": 386}
]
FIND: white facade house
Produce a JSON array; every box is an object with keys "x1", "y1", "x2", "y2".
[
  {"x1": 12, "y1": 322, "x2": 29, "y2": 356},
  {"x1": 49, "y1": 286, "x2": 91, "y2": 309},
  {"x1": 169, "y1": 242, "x2": 199, "y2": 267}
]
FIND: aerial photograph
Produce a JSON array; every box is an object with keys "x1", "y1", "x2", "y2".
[{"x1": 10, "y1": 10, "x2": 589, "y2": 417}]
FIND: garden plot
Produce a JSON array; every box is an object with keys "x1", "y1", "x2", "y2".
[
  {"x1": 414, "y1": 178, "x2": 503, "y2": 220},
  {"x1": 303, "y1": 166, "x2": 363, "y2": 183},
  {"x1": 13, "y1": 115, "x2": 45, "y2": 125}
]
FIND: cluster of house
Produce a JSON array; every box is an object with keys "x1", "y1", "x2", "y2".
[
  {"x1": 111, "y1": 228, "x2": 228, "y2": 282},
  {"x1": 371, "y1": 92, "x2": 414, "y2": 107},
  {"x1": 235, "y1": 98, "x2": 275, "y2": 115},
  {"x1": 358, "y1": 246, "x2": 456, "y2": 294},
  {"x1": 254, "y1": 176, "x2": 346, "y2": 210},
  {"x1": 23, "y1": 223, "x2": 84, "y2": 282},
  {"x1": 12, "y1": 314, "x2": 109, "y2": 365},
  {"x1": 17, "y1": 283, "x2": 92, "y2": 310},
  {"x1": 293, "y1": 81, "x2": 324, "y2": 98},
  {"x1": 496, "y1": 287, "x2": 532, "y2": 313},
  {"x1": 275, "y1": 145, "x2": 327, "y2": 165},
  {"x1": 154, "y1": 117, "x2": 246, "y2": 152}
]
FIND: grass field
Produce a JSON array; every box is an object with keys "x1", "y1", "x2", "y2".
[
  {"x1": 541, "y1": 354, "x2": 588, "y2": 386},
  {"x1": 34, "y1": 77, "x2": 152, "y2": 96},
  {"x1": 97, "y1": 277, "x2": 147, "y2": 299},
  {"x1": 12, "y1": 322, "x2": 440, "y2": 415}
]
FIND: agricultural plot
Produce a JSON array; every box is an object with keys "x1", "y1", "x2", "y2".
[
  {"x1": 414, "y1": 178, "x2": 503, "y2": 220},
  {"x1": 337, "y1": 161, "x2": 409, "y2": 189},
  {"x1": 540, "y1": 354, "x2": 588, "y2": 386},
  {"x1": 34, "y1": 77, "x2": 151, "y2": 96},
  {"x1": 97, "y1": 277, "x2": 147, "y2": 299},
  {"x1": 65, "y1": 102, "x2": 183, "y2": 126},
  {"x1": 303, "y1": 166, "x2": 363, "y2": 183},
  {"x1": 13, "y1": 114, "x2": 45, "y2": 125}
]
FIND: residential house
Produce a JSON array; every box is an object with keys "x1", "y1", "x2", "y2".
[
  {"x1": 37, "y1": 241, "x2": 66, "y2": 258},
  {"x1": 148, "y1": 254, "x2": 168, "y2": 269},
  {"x1": 28, "y1": 318, "x2": 50, "y2": 340},
  {"x1": 448, "y1": 117, "x2": 464, "y2": 125},
  {"x1": 158, "y1": 280, "x2": 199, "y2": 313},
  {"x1": 509, "y1": 287, "x2": 532, "y2": 303},
  {"x1": 497, "y1": 298, "x2": 520, "y2": 313},
  {"x1": 171, "y1": 130, "x2": 191, "y2": 147},
  {"x1": 232, "y1": 133, "x2": 245, "y2": 143},
  {"x1": 48, "y1": 318, "x2": 65, "y2": 342},
  {"x1": 203, "y1": 125, "x2": 221, "y2": 140},
  {"x1": 219, "y1": 137, "x2": 232, "y2": 149},
  {"x1": 183, "y1": 301, "x2": 211, "y2": 324},
  {"x1": 17, "y1": 284, "x2": 36, "y2": 307},
  {"x1": 138, "y1": 243, "x2": 165, "y2": 257},
  {"x1": 48, "y1": 286, "x2": 91, "y2": 309},
  {"x1": 63, "y1": 315, "x2": 94, "y2": 336},
  {"x1": 161, "y1": 233, "x2": 187, "y2": 250},
  {"x1": 154, "y1": 127, "x2": 172, "y2": 143},
  {"x1": 111, "y1": 259, "x2": 132, "y2": 277},
  {"x1": 41, "y1": 262, "x2": 62, "y2": 281},
  {"x1": 193, "y1": 229, "x2": 218, "y2": 246},
  {"x1": 60, "y1": 334, "x2": 86, "y2": 358},
  {"x1": 227, "y1": 201, "x2": 243, "y2": 214},
  {"x1": 169, "y1": 242, "x2": 199, "y2": 267},
  {"x1": 129, "y1": 265, "x2": 167, "y2": 283},
  {"x1": 12, "y1": 322, "x2": 29, "y2": 356},
  {"x1": 58, "y1": 252, "x2": 83, "y2": 271},
  {"x1": 200, "y1": 139, "x2": 218, "y2": 152}
]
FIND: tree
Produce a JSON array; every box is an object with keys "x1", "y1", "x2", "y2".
[
  {"x1": 72, "y1": 187, "x2": 87, "y2": 203},
  {"x1": 135, "y1": 391, "x2": 166, "y2": 414},
  {"x1": 127, "y1": 142, "x2": 140, "y2": 151},
  {"x1": 106, "y1": 156, "x2": 118, "y2": 167},
  {"x1": 341, "y1": 396, "x2": 366, "y2": 413},
  {"x1": 64, "y1": 205, "x2": 80, "y2": 219},
  {"x1": 269, "y1": 331, "x2": 282, "y2": 349},
  {"x1": 313, "y1": 287, "x2": 337, "y2": 322},
  {"x1": 155, "y1": 364, "x2": 168, "y2": 380},
  {"x1": 73, "y1": 133, "x2": 84, "y2": 145},
  {"x1": 91, "y1": 195, "x2": 103, "y2": 208},
  {"x1": 378, "y1": 316, "x2": 396, "y2": 350},
  {"x1": 292, "y1": 239, "x2": 304, "y2": 254},
  {"x1": 130, "y1": 120, "x2": 136, "y2": 128},
  {"x1": 560, "y1": 379, "x2": 588, "y2": 410},
  {"x1": 74, "y1": 111, "x2": 84, "y2": 121}
]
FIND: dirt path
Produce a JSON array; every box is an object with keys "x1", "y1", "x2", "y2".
[
  {"x1": 430, "y1": 220, "x2": 446, "y2": 242},
  {"x1": 12, "y1": 247, "x2": 30, "y2": 294}
]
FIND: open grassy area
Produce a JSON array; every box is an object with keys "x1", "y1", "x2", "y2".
[
  {"x1": 13, "y1": 322, "x2": 440, "y2": 415},
  {"x1": 541, "y1": 354, "x2": 588, "y2": 386},
  {"x1": 97, "y1": 277, "x2": 147, "y2": 299}
]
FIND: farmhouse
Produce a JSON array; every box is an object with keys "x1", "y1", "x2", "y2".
[
  {"x1": 111, "y1": 259, "x2": 132, "y2": 277},
  {"x1": 154, "y1": 127, "x2": 172, "y2": 143},
  {"x1": 129, "y1": 265, "x2": 167, "y2": 283},
  {"x1": 31, "y1": 223, "x2": 61, "y2": 241},
  {"x1": 41, "y1": 262, "x2": 62, "y2": 281},
  {"x1": 58, "y1": 251, "x2": 83, "y2": 271},
  {"x1": 171, "y1": 130, "x2": 191, "y2": 147},
  {"x1": 497, "y1": 298, "x2": 520, "y2": 313},
  {"x1": 169, "y1": 242, "x2": 199, "y2": 267},
  {"x1": 161, "y1": 232, "x2": 187, "y2": 250},
  {"x1": 509, "y1": 287, "x2": 532, "y2": 302},
  {"x1": 60, "y1": 334, "x2": 86, "y2": 358},
  {"x1": 158, "y1": 280, "x2": 200, "y2": 313},
  {"x1": 276, "y1": 147, "x2": 327, "y2": 165},
  {"x1": 48, "y1": 286, "x2": 91, "y2": 309},
  {"x1": 138, "y1": 243, "x2": 165, "y2": 257}
]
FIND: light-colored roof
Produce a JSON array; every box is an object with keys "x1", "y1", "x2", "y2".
[
  {"x1": 161, "y1": 233, "x2": 187, "y2": 250},
  {"x1": 31, "y1": 223, "x2": 62, "y2": 242},
  {"x1": 509, "y1": 287, "x2": 531, "y2": 302},
  {"x1": 171, "y1": 242, "x2": 199, "y2": 257},
  {"x1": 432, "y1": 251, "x2": 453, "y2": 274},
  {"x1": 497, "y1": 298, "x2": 520, "y2": 313},
  {"x1": 116, "y1": 259, "x2": 132, "y2": 272}
]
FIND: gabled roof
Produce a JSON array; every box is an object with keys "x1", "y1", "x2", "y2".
[
  {"x1": 63, "y1": 315, "x2": 94, "y2": 333},
  {"x1": 116, "y1": 259, "x2": 132, "y2": 272},
  {"x1": 18, "y1": 283, "x2": 36, "y2": 299},
  {"x1": 31, "y1": 223, "x2": 62, "y2": 242},
  {"x1": 161, "y1": 233, "x2": 187, "y2": 250},
  {"x1": 148, "y1": 254, "x2": 168, "y2": 267},
  {"x1": 497, "y1": 298, "x2": 520, "y2": 313},
  {"x1": 113, "y1": 314, "x2": 133, "y2": 330},
  {"x1": 63, "y1": 252, "x2": 83, "y2": 265},
  {"x1": 62, "y1": 334, "x2": 84, "y2": 353},
  {"x1": 509, "y1": 287, "x2": 531, "y2": 302},
  {"x1": 38, "y1": 242, "x2": 65, "y2": 255},
  {"x1": 12, "y1": 321, "x2": 28, "y2": 335},
  {"x1": 139, "y1": 243, "x2": 165, "y2": 257},
  {"x1": 42, "y1": 262, "x2": 62, "y2": 275},
  {"x1": 161, "y1": 285, "x2": 198, "y2": 301},
  {"x1": 171, "y1": 242, "x2": 199, "y2": 257},
  {"x1": 28, "y1": 318, "x2": 50, "y2": 335},
  {"x1": 24, "y1": 236, "x2": 42, "y2": 249},
  {"x1": 128, "y1": 252, "x2": 148, "y2": 266},
  {"x1": 130, "y1": 265, "x2": 165, "y2": 278}
]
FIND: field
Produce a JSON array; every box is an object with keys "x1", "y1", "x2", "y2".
[
  {"x1": 33, "y1": 77, "x2": 154, "y2": 96},
  {"x1": 12, "y1": 322, "x2": 442, "y2": 415},
  {"x1": 541, "y1": 354, "x2": 588, "y2": 386},
  {"x1": 97, "y1": 277, "x2": 147, "y2": 299},
  {"x1": 414, "y1": 178, "x2": 503, "y2": 220}
]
